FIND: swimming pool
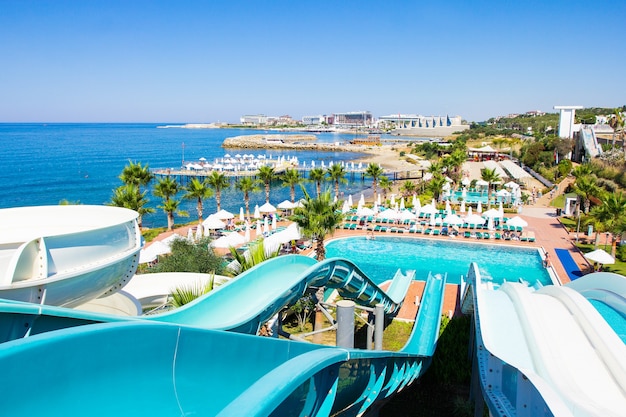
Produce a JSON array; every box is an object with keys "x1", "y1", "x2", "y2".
[
  {"x1": 588, "y1": 299, "x2": 626, "y2": 344},
  {"x1": 325, "y1": 236, "x2": 551, "y2": 287}
]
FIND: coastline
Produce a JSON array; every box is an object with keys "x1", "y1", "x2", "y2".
[{"x1": 222, "y1": 133, "x2": 423, "y2": 173}]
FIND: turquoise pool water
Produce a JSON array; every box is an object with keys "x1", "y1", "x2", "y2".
[
  {"x1": 325, "y1": 236, "x2": 551, "y2": 287},
  {"x1": 588, "y1": 299, "x2": 626, "y2": 344}
]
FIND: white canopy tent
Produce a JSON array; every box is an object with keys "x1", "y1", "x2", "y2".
[
  {"x1": 583, "y1": 249, "x2": 615, "y2": 265},
  {"x1": 214, "y1": 209, "x2": 234, "y2": 220},
  {"x1": 259, "y1": 202, "x2": 277, "y2": 213}
]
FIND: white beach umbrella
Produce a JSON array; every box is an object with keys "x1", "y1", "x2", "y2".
[
  {"x1": 465, "y1": 214, "x2": 486, "y2": 225},
  {"x1": 373, "y1": 201, "x2": 379, "y2": 214},
  {"x1": 496, "y1": 189, "x2": 511, "y2": 197},
  {"x1": 186, "y1": 228, "x2": 194, "y2": 241},
  {"x1": 506, "y1": 216, "x2": 528, "y2": 228},
  {"x1": 253, "y1": 204, "x2": 261, "y2": 219},
  {"x1": 348, "y1": 194, "x2": 353, "y2": 207},
  {"x1": 195, "y1": 224, "x2": 203, "y2": 240},
  {"x1": 390, "y1": 194, "x2": 396, "y2": 207},
  {"x1": 277, "y1": 200, "x2": 295, "y2": 210},
  {"x1": 244, "y1": 223, "x2": 251, "y2": 243},
  {"x1": 487, "y1": 216, "x2": 495, "y2": 231},
  {"x1": 498, "y1": 202, "x2": 504, "y2": 218},
  {"x1": 461, "y1": 177, "x2": 470, "y2": 186},
  {"x1": 460, "y1": 200, "x2": 466, "y2": 213},
  {"x1": 414, "y1": 197, "x2": 421, "y2": 214},
  {"x1": 443, "y1": 213, "x2": 464, "y2": 226},
  {"x1": 476, "y1": 179, "x2": 488, "y2": 187},
  {"x1": 412, "y1": 194, "x2": 418, "y2": 208},
  {"x1": 482, "y1": 208, "x2": 501, "y2": 219},
  {"x1": 462, "y1": 188, "x2": 467, "y2": 199},
  {"x1": 445, "y1": 200, "x2": 451, "y2": 215},
  {"x1": 271, "y1": 215, "x2": 277, "y2": 231},
  {"x1": 203, "y1": 215, "x2": 226, "y2": 230},
  {"x1": 400, "y1": 197, "x2": 405, "y2": 210},
  {"x1": 431, "y1": 198, "x2": 436, "y2": 207},
  {"x1": 239, "y1": 207, "x2": 245, "y2": 222},
  {"x1": 377, "y1": 208, "x2": 400, "y2": 220},
  {"x1": 377, "y1": 193, "x2": 382, "y2": 206},
  {"x1": 138, "y1": 241, "x2": 171, "y2": 264},
  {"x1": 255, "y1": 219, "x2": 262, "y2": 239},
  {"x1": 429, "y1": 213, "x2": 437, "y2": 226},
  {"x1": 263, "y1": 218, "x2": 270, "y2": 235},
  {"x1": 214, "y1": 209, "x2": 234, "y2": 220},
  {"x1": 504, "y1": 181, "x2": 519, "y2": 189},
  {"x1": 357, "y1": 206, "x2": 375, "y2": 217},
  {"x1": 259, "y1": 202, "x2": 277, "y2": 213},
  {"x1": 211, "y1": 232, "x2": 245, "y2": 249},
  {"x1": 583, "y1": 249, "x2": 615, "y2": 265},
  {"x1": 477, "y1": 201, "x2": 483, "y2": 214},
  {"x1": 420, "y1": 204, "x2": 437, "y2": 215},
  {"x1": 341, "y1": 200, "x2": 350, "y2": 214},
  {"x1": 400, "y1": 210, "x2": 416, "y2": 221},
  {"x1": 467, "y1": 206, "x2": 473, "y2": 217},
  {"x1": 359, "y1": 193, "x2": 365, "y2": 207}
]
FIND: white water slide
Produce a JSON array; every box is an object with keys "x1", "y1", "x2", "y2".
[{"x1": 465, "y1": 264, "x2": 626, "y2": 416}]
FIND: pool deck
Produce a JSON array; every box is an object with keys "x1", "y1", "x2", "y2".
[{"x1": 321, "y1": 205, "x2": 592, "y2": 321}]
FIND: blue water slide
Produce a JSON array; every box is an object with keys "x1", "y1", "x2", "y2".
[
  {"x1": 0, "y1": 255, "x2": 415, "y2": 341},
  {"x1": 463, "y1": 263, "x2": 626, "y2": 416},
  {"x1": 0, "y1": 271, "x2": 447, "y2": 416}
]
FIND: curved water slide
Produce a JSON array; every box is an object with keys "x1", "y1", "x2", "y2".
[
  {"x1": 464, "y1": 263, "x2": 626, "y2": 417},
  {"x1": 0, "y1": 266, "x2": 447, "y2": 416},
  {"x1": 0, "y1": 205, "x2": 142, "y2": 307},
  {"x1": 580, "y1": 126, "x2": 602, "y2": 158},
  {"x1": 0, "y1": 255, "x2": 415, "y2": 341}
]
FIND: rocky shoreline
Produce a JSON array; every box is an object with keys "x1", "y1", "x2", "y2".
[{"x1": 222, "y1": 134, "x2": 368, "y2": 152}]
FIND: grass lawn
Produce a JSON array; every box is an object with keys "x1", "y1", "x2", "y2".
[{"x1": 574, "y1": 242, "x2": 626, "y2": 275}]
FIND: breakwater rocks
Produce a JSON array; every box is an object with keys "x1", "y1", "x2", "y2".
[{"x1": 222, "y1": 134, "x2": 363, "y2": 151}]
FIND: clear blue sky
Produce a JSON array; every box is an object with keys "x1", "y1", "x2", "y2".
[{"x1": 1, "y1": 0, "x2": 624, "y2": 123}]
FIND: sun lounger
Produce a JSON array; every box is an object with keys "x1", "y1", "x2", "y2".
[
  {"x1": 432, "y1": 229, "x2": 440, "y2": 236},
  {"x1": 495, "y1": 232, "x2": 502, "y2": 240},
  {"x1": 464, "y1": 231, "x2": 471, "y2": 238}
]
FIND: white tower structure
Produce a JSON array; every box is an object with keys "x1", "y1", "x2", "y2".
[{"x1": 554, "y1": 105, "x2": 583, "y2": 138}]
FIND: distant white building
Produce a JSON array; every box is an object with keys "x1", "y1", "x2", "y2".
[
  {"x1": 302, "y1": 115, "x2": 326, "y2": 125},
  {"x1": 378, "y1": 114, "x2": 469, "y2": 136},
  {"x1": 240, "y1": 114, "x2": 268, "y2": 125},
  {"x1": 332, "y1": 111, "x2": 373, "y2": 127}
]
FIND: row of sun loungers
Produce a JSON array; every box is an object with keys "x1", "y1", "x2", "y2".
[{"x1": 341, "y1": 222, "x2": 536, "y2": 243}]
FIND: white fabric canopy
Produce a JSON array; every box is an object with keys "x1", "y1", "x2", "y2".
[
  {"x1": 277, "y1": 200, "x2": 295, "y2": 210},
  {"x1": 443, "y1": 214, "x2": 464, "y2": 225},
  {"x1": 583, "y1": 249, "x2": 615, "y2": 264},
  {"x1": 139, "y1": 241, "x2": 171, "y2": 264},
  {"x1": 259, "y1": 202, "x2": 277, "y2": 213},
  {"x1": 214, "y1": 209, "x2": 234, "y2": 220},
  {"x1": 203, "y1": 215, "x2": 226, "y2": 230},
  {"x1": 253, "y1": 205, "x2": 261, "y2": 219},
  {"x1": 377, "y1": 208, "x2": 401, "y2": 220},
  {"x1": 356, "y1": 206, "x2": 375, "y2": 216},
  {"x1": 482, "y1": 208, "x2": 501, "y2": 218},
  {"x1": 464, "y1": 214, "x2": 486, "y2": 225},
  {"x1": 419, "y1": 204, "x2": 437, "y2": 215},
  {"x1": 506, "y1": 216, "x2": 528, "y2": 227},
  {"x1": 211, "y1": 232, "x2": 245, "y2": 248}
]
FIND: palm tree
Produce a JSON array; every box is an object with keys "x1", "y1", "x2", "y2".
[
  {"x1": 326, "y1": 163, "x2": 347, "y2": 200},
  {"x1": 365, "y1": 163, "x2": 385, "y2": 203},
  {"x1": 572, "y1": 163, "x2": 593, "y2": 179},
  {"x1": 379, "y1": 176, "x2": 393, "y2": 200},
  {"x1": 308, "y1": 167, "x2": 326, "y2": 197},
  {"x1": 236, "y1": 176, "x2": 261, "y2": 218},
  {"x1": 589, "y1": 193, "x2": 626, "y2": 257},
  {"x1": 158, "y1": 198, "x2": 188, "y2": 231},
  {"x1": 227, "y1": 240, "x2": 280, "y2": 275},
  {"x1": 427, "y1": 174, "x2": 446, "y2": 202},
  {"x1": 480, "y1": 167, "x2": 501, "y2": 209},
  {"x1": 427, "y1": 159, "x2": 445, "y2": 176},
  {"x1": 293, "y1": 188, "x2": 344, "y2": 343},
  {"x1": 400, "y1": 180, "x2": 417, "y2": 198},
  {"x1": 184, "y1": 178, "x2": 213, "y2": 224},
  {"x1": 120, "y1": 160, "x2": 153, "y2": 194},
  {"x1": 281, "y1": 168, "x2": 303, "y2": 203},
  {"x1": 257, "y1": 165, "x2": 277, "y2": 203},
  {"x1": 293, "y1": 188, "x2": 344, "y2": 261},
  {"x1": 573, "y1": 175, "x2": 601, "y2": 214},
  {"x1": 109, "y1": 184, "x2": 155, "y2": 226},
  {"x1": 206, "y1": 171, "x2": 230, "y2": 211},
  {"x1": 153, "y1": 176, "x2": 183, "y2": 230},
  {"x1": 118, "y1": 161, "x2": 154, "y2": 227},
  {"x1": 443, "y1": 149, "x2": 467, "y2": 183}
]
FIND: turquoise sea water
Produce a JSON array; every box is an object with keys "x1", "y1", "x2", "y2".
[
  {"x1": 0, "y1": 123, "x2": 410, "y2": 228},
  {"x1": 325, "y1": 236, "x2": 551, "y2": 286}
]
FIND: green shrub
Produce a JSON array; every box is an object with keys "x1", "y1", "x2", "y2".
[
  {"x1": 616, "y1": 244, "x2": 626, "y2": 262},
  {"x1": 146, "y1": 237, "x2": 225, "y2": 274}
]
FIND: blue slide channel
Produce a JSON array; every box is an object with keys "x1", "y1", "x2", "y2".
[{"x1": 0, "y1": 256, "x2": 447, "y2": 416}]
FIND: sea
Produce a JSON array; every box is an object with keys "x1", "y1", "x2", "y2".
[{"x1": 0, "y1": 123, "x2": 420, "y2": 229}]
